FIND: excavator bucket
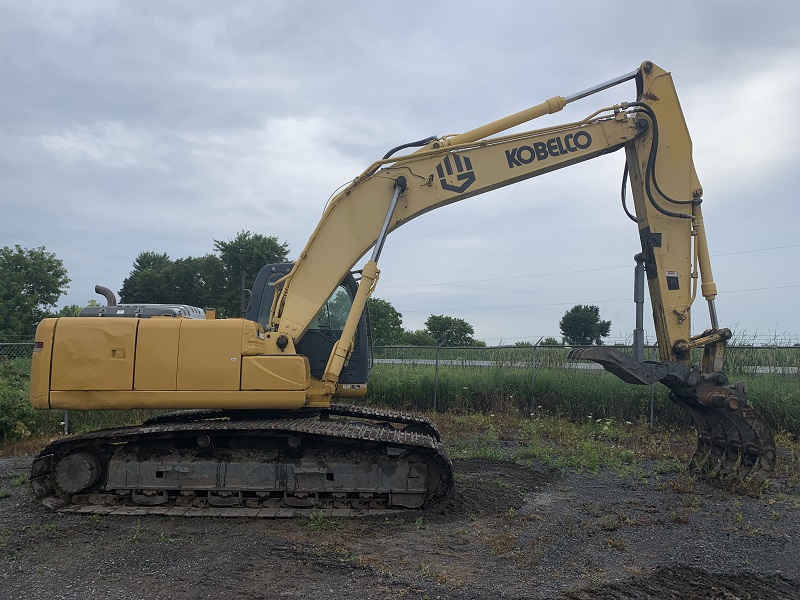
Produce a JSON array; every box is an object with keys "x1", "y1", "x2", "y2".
[
  {"x1": 668, "y1": 384, "x2": 776, "y2": 484},
  {"x1": 568, "y1": 347, "x2": 776, "y2": 485}
]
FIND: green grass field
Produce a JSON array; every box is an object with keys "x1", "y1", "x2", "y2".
[{"x1": 1, "y1": 343, "x2": 798, "y2": 446}]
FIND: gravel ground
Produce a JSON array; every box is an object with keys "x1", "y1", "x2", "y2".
[{"x1": 1, "y1": 451, "x2": 798, "y2": 599}]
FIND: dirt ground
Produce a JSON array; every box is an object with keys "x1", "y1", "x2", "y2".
[{"x1": 1, "y1": 450, "x2": 798, "y2": 600}]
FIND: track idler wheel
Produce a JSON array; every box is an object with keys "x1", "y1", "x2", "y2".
[
  {"x1": 669, "y1": 380, "x2": 776, "y2": 486},
  {"x1": 54, "y1": 451, "x2": 103, "y2": 495}
]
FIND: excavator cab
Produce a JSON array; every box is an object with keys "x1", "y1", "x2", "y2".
[{"x1": 246, "y1": 263, "x2": 370, "y2": 386}]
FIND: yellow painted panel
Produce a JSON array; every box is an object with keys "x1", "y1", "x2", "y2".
[
  {"x1": 30, "y1": 319, "x2": 57, "y2": 408},
  {"x1": 333, "y1": 383, "x2": 368, "y2": 399},
  {"x1": 241, "y1": 355, "x2": 310, "y2": 391},
  {"x1": 241, "y1": 320, "x2": 267, "y2": 356},
  {"x1": 50, "y1": 390, "x2": 307, "y2": 410},
  {"x1": 51, "y1": 318, "x2": 137, "y2": 391},
  {"x1": 135, "y1": 319, "x2": 180, "y2": 390},
  {"x1": 177, "y1": 319, "x2": 243, "y2": 391},
  {"x1": 51, "y1": 390, "x2": 135, "y2": 409}
]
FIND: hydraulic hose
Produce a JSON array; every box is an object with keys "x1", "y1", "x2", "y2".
[
  {"x1": 627, "y1": 105, "x2": 695, "y2": 220},
  {"x1": 382, "y1": 136, "x2": 438, "y2": 160},
  {"x1": 620, "y1": 163, "x2": 637, "y2": 223}
]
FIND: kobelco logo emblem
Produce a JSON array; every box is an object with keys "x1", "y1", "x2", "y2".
[
  {"x1": 435, "y1": 154, "x2": 476, "y2": 193},
  {"x1": 505, "y1": 131, "x2": 592, "y2": 168}
]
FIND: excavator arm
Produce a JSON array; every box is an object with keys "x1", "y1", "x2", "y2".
[{"x1": 274, "y1": 61, "x2": 775, "y2": 482}]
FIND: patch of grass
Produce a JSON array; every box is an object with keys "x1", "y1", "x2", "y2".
[
  {"x1": 655, "y1": 458, "x2": 686, "y2": 475},
  {"x1": 774, "y1": 431, "x2": 800, "y2": 484},
  {"x1": 129, "y1": 520, "x2": 143, "y2": 544},
  {"x1": 597, "y1": 514, "x2": 621, "y2": 531},
  {"x1": 434, "y1": 411, "x2": 800, "y2": 495},
  {"x1": 0, "y1": 489, "x2": 11, "y2": 499},
  {"x1": 668, "y1": 476, "x2": 697, "y2": 494},
  {"x1": 438, "y1": 413, "x2": 685, "y2": 477},
  {"x1": 307, "y1": 508, "x2": 337, "y2": 531},
  {"x1": 1, "y1": 435, "x2": 61, "y2": 457},
  {"x1": 11, "y1": 474, "x2": 27, "y2": 487},
  {"x1": 483, "y1": 531, "x2": 517, "y2": 555},
  {"x1": 604, "y1": 537, "x2": 627, "y2": 551}
]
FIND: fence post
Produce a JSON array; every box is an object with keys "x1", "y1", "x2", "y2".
[
  {"x1": 433, "y1": 341, "x2": 444, "y2": 412},
  {"x1": 529, "y1": 337, "x2": 543, "y2": 418},
  {"x1": 370, "y1": 338, "x2": 381, "y2": 371}
]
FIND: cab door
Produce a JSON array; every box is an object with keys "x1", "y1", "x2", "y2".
[{"x1": 246, "y1": 263, "x2": 369, "y2": 385}]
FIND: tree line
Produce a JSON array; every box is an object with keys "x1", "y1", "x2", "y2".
[
  {"x1": 367, "y1": 298, "x2": 609, "y2": 347},
  {"x1": 1, "y1": 236, "x2": 611, "y2": 345},
  {"x1": 118, "y1": 231, "x2": 288, "y2": 318}
]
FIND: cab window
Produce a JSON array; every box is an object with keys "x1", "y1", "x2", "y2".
[
  {"x1": 257, "y1": 272, "x2": 285, "y2": 329},
  {"x1": 309, "y1": 286, "x2": 352, "y2": 331}
]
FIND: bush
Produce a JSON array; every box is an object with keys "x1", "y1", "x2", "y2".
[{"x1": 0, "y1": 359, "x2": 41, "y2": 442}]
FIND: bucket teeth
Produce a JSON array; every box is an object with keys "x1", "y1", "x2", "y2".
[
  {"x1": 566, "y1": 347, "x2": 776, "y2": 486},
  {"x1": 669, "y1": 391, "x2": 775, "y2": 486}
]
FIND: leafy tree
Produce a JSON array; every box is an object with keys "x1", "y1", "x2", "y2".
[
  {"x1": 559, "y1": 305, "x2": 611, "y2": 346},
  {"x1": 0, "y1": 245, "x2": 70, "y2": 339},
  {"x1": 400, "y1": 329, "x2": 437, "y2": 346},
  {"x1": 119, "y1": 232, "x2": 289, "y2": 317},
  {"x1": 51, "y1": 300, "x2": 92, "y2": 318},
  {"x1": 119, "y1": 252, "x2": 176, "y2": 304},
  {"x1": 51, "y1": 305, "x2": 82, "y2": 317},
  {"x1": 168, "y1": 255, "x2": 226, "y2": 310},
  {"x1": 367, "y1": 298, "x2": 404, "y2": 344},
  {"x1": 424, "y1": 314, "x2": 481, "y2": 346},
  {"x1": 214, "y1": 231, "x2": 289, "y2": 317}
]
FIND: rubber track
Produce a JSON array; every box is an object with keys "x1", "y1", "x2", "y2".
[{"x1": 32, "y1": 412, "x2": 454, "y2": 517}]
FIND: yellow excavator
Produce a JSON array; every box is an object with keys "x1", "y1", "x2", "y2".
[{"x1": 29, "y1": 61, "x2": 775, "y2": 515}]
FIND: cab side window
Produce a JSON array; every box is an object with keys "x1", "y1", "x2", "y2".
[
  {"x1": 309, "y1": 286, "x2": 352, "y2": 331},
  {"x1": 256, "y1": 272, "x2": 285, "y2": 329}
]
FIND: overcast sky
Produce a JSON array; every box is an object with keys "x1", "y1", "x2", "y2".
[{"x1": 2, "y1": 1, "x2": 799, "y2": 345}]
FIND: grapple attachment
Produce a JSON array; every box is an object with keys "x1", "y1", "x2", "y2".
[{"x1": 568, "y1": 346, "x2": 776, "y2": 485}]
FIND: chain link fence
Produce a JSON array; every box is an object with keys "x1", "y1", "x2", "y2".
[
  {"x1": 0, "y1": 342, "x2": 36, "y2": 361},
  {"x1": 370, "y1": 344, "x2": 800, "y2": 428},
  {"x1": 3, "y1": 341, "x2": 799, "y2": 434}
]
